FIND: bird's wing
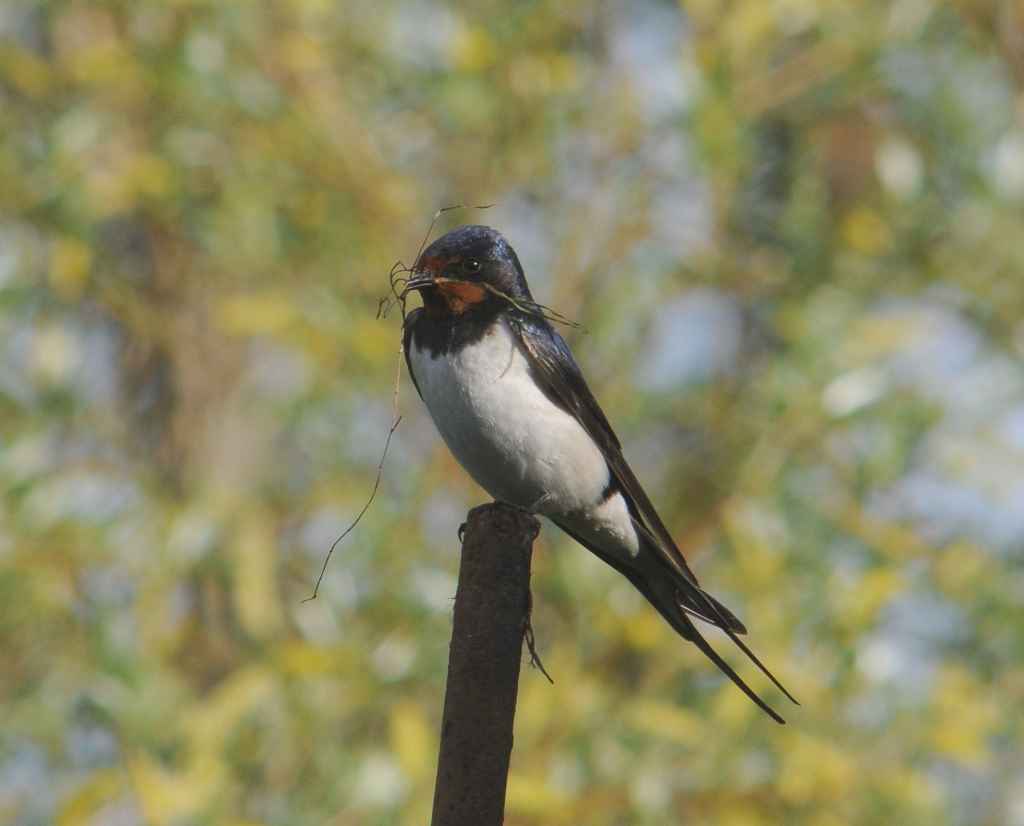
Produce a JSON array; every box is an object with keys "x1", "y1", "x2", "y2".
[
  {"x1": 510, "y1": 313, "x2": 797, "y2": 708},
  {"x1": 508, "y1": 313, "x2": 706, "y2": 587}
]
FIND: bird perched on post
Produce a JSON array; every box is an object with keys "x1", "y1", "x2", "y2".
[{"x1": 402, "y1": 224, "x2": 796, "y2": 723}]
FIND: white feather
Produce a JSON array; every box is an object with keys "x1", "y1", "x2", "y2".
[{"x1": 409, "y1": 316, "x2": 640, "y2": 558}]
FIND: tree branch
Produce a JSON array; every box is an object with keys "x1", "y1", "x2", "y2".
[{"x1": 431, "y1": 502, "x2": 541, "y2": 826}]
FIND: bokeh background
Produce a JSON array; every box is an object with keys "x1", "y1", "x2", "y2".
[{"x1": 3, "y1": 1, "x2": 1024, "y2": 824}]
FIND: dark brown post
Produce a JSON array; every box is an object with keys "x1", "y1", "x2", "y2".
[{"x1": 430, "y1": 502, "x2": 541, "y2": 826}]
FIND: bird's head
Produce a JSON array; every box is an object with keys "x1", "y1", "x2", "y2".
[{"x1": 404, "y1": 225, "x2": 533, "y2": 318}]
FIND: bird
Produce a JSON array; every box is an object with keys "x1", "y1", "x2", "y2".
[{"x1": 401, "y1": 224, "x2": 796, "y2": 723}]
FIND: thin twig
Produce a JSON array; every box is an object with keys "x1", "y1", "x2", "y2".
[
  {"x1": 391, "y1": 275, "x2": 584, "y2": 332},
  {"x1": 312, "y1": 206, "x2": 496, "y2": 600},
  {"x1": 304, "y1": 345, "x2": 404, "y2": 602},
  {"x1": 523, "y1": 617, "x2": 554, "y2": 684},
  {"x1": 476, "y1": 282, "x2": 584, "y2": 331}
]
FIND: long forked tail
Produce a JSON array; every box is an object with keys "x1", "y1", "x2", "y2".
[
  {"x1": 679, "y1": 583, "x2": 799, "y2": 703},
  {"x1": 640, "y1": 559, "x2": 798, "y2": 725},
  {"x1": 550, "y1": 515, "x2": 796, "y2": 723}
]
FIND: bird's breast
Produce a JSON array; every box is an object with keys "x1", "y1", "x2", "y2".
[{"x1": 408, "y1": 316, "x2": 610, "y2": 512}]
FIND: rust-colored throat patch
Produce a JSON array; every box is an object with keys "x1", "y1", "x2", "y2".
[{"x1": 434, "y1": 278, "x2": 488, "y2": 315}]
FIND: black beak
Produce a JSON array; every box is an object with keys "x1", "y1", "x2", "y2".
[{"x1": 402, "y1": 271, "x2": 436, "y2": 294}]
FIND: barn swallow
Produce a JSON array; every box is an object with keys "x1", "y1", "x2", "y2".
[{"x1": 402, "y1": 225, "x2": 796, "y2": 723}]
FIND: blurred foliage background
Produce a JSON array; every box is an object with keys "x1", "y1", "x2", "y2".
[{"x1": 3, "y1": 1, "x2": 1024, "y2": 824}]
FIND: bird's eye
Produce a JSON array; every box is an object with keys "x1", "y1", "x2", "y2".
[{"x1": 463, "y1": 259, "x2": 481, "y2": 275}]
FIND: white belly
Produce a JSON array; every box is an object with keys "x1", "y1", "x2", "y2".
[
  {"x1": 409, "y1": 317, "x2": 611, "y2": 512},
  {"x1": 410, "y1": 316, "x2": 641, "y2": 559}
]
